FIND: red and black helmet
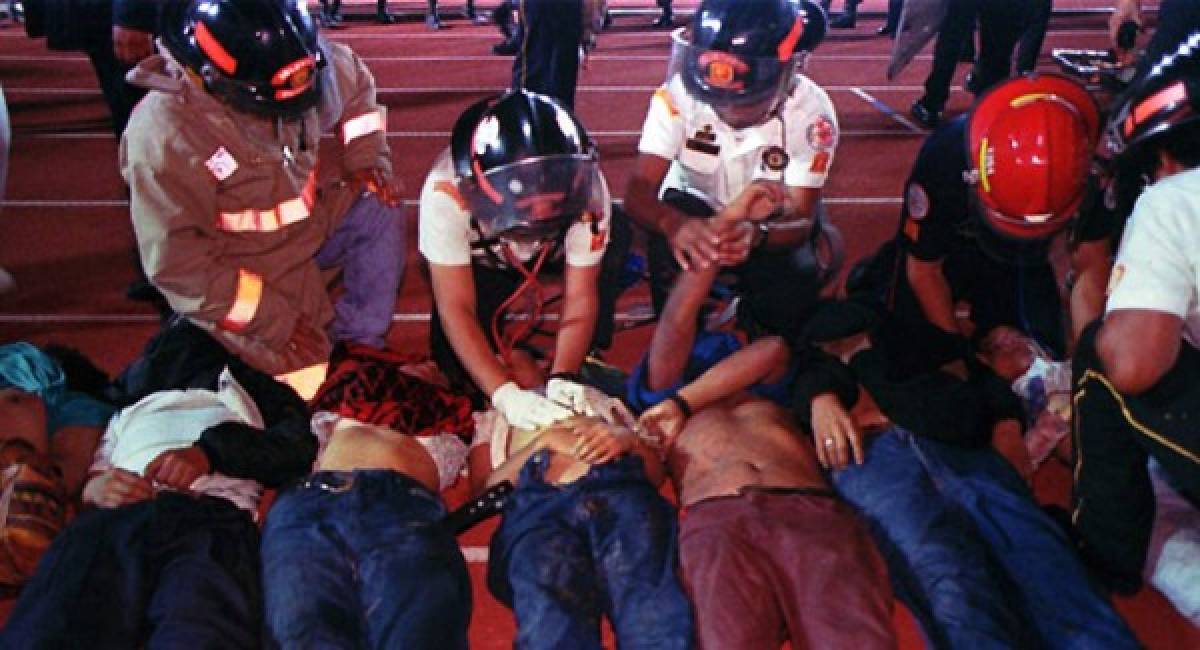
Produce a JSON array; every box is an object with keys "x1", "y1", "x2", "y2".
[
  {"x1": 450, "y1": 90, "x2": 608, "y2": 242},
  {"x1": 1105, "y1": 32, "x2": 1200, "y2": 213},
  {"x1": 966, "y1": 73, "x2": 1100, "y2": 241},
  {"x1": 160, "y1": 0, "x2": 323, "y2": 118},
  {"x1": 679, "y1": 0, "x2": 826, "y2": 128}
]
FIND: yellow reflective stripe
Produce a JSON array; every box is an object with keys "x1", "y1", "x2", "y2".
[
  {"x1": 219, "y1": 269, "x2": 264, "y2": 332},
  {"x1": 1075, "y1": 368, "x2": 1200, "y2": 465},
  {"x1": 216, "y1": 172, "x2": 316, "y2": 232},
  {"x1": 342, "y1": 110, "x2": 385, "y2": 145},
  {"x1": 275, "y1": 362, "x2": 329, "y2": 401}
]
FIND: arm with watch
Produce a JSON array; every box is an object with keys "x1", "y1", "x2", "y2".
[{"x1": 714, "y1": 181, "x2": 820, "y2": 266}]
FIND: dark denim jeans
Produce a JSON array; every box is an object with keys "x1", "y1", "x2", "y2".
[
  {"x1": 488, "y1": 452, "x2": 694, "y2": 650},
  {"x1": 0, "y1": 493, "x2": 261, "y2": 650},
  {"x1": 262, "y1": 470, "x2": 471, "y2": 650},
  {"x1": 833, "y1": 428, "x2": 1138, "y2": 650},
  {"x1": 315, "y1": 192, "x2": 405, "y2": 349}
]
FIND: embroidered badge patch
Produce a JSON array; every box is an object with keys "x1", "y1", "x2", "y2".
[
  {"x1": 685, "y1": 124, "x2": 720, "y2": 155},
  {"x1": 205, "y1": 147, "x2": 238, "y2": 181},
  {"x1": 762, "y1": 146, "x2": 789, "y2": 172},
  {"x1": 806, "y1": 115, "x2": 837, "y2": 151}
]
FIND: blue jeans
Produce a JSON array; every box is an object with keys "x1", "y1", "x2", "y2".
[
  {"x1": 833, "y1": 428, "x2": 1138, "y2": 650},
  {"x1": 262, "y1": 470, "x2": 471, "y2": 650},
  {"x1": 489, "y1": 452, "x2": 694, "y2": 650},
  {"x1": 315, "y1": 193, "x2": 405, "y2": 349}
]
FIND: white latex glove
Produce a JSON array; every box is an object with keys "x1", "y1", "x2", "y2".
[
  {"x1": 491, "y1": 382, "x2": 574, "y2": 430},
  {"x1": 545, "y1": 377, "x2": 597, "y2": 416}
]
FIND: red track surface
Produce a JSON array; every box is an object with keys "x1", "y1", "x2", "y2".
[{"x1": 0, "y1": 2, "x2": 1196, "y2": 647}]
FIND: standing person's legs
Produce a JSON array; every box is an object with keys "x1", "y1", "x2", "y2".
[
  {"x1": 914, "y1": 0, "x2": 978, "y2": 122},
  {"x1": 512, "y1": 0, "x2": 582, "y2": 108},
  {"x1": 84, "y1": 43, "x2": 143, "y2": 138},
  {"x1": 653, "y1": 0, "x2": 673, "y2": 28},
  {"x1": 973, "y1": 0, "x2": 1029, "y2": 94},
  {"x1": 1015, "y1": 0, "x2": 1052, "y2": 74},
  {"x1": 315, "y1": 193, "x2": 405, "y2": 350},
  {"x1": 426, "y1": 0, "x2": 442, "y2": 29}
]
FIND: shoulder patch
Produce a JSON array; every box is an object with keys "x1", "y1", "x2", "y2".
[
  {"x1": 654, "y1": 87, "x2": 680, "y2": 118},
  {"x1": 906, "y1": 183, "x2": 930, "y2": 220},
  {"x1": 806, "y1": 114, "x2": 837, "y2": 151},
  {"x1": 204, "y1": 147, "x2": 238, "y2": 181}
]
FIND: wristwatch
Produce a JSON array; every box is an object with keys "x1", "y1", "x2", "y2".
[{"x1": 753, "y1": 221, "x2": 770, "y2": 249}]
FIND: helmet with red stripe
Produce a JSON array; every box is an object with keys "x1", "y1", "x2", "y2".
[
  {"x1": 450, "y1": 90, "x2": 609, "y2": 243},
  {"x1": 161, "y1": 0, "x2": 323, "y2": 118},
  {"x1": 966, "y1": 73, "x2": 1100, "y2": 241},
  {"x1": 680, "y1": 0, "x2": 826, "y2": 128},
  {"x1": 1105, "y1": 32, "x2": 1200, "y2": 215}
]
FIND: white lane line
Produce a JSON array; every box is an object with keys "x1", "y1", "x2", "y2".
[
  {"x1": 851, "y1": 87, "x2": 922, "y2": 133},
  {"x1": 14, "y1": 128, "x2": 918, "y2": 140},
  {"x1": 0, "y1": 84, "x2": 937, "y2": 95},
  {"x1": 0, "y1": 54, "x2": 938, "y2": 63},
  {"x1": 0, "y1": 312, "x2": 654, "y2": 324},
  {"x1": 0, "y1": 197, "x2": 901, "y2": 209}
]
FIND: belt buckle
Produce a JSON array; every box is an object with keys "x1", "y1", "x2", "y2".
[{"x1": 305, "y1": 473, "x2": 354, "y2": 494}]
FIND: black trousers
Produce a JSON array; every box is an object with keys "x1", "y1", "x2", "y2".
[
  {"x1": 1071, "y1": 321, "x2": 1200, "y2": 590},
  {"x1": 512, "y1": 0, "x2": 582, "y2": 109},
  {"x1": 645, "y1": 189, "x2": 825, "y2": 339},
  {"x1": 429, "y1": 209, "x2": 631, "y2": 398},
  {"x1": 0, "y1": 493, "x2": 262, "y2": 650}
]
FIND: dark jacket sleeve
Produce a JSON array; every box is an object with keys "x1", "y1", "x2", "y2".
[
  {"x1": 112, "y1": 0, "x2": 158, "y2": 31},
  {"x1": 790, "y1": 345, "x2": 860, "y2": 431},
  {"x1": 193, "y1": 356, "x2": 317, "y2": 488}
]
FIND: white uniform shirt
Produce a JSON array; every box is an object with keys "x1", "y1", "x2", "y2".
[
  {"x1": 637, "y1": 74, "x2": 839, "y2": 210},
  {"x1": 1106, "y1": 167, "x2": 1200, "y2": 346},
  {"x1": 90, "y1": 367, "x2": 264, "y2": 515},
  {"x1": 418, "y1": 149, "x2": 611, "y2": 268}
]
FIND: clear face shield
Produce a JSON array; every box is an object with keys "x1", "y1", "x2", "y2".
[
  {"x1": 464, "y1": 154, "x2": 610, "y2": 244},
  {"x1": 667, "y1": 28, "x2": 802, "y2": 129}
]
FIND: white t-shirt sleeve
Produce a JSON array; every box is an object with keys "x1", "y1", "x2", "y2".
[
  {"x1": 1106, "y1": 187, "x2": 1195, "y2": 318},
  {"x1": 783, "y1": 79, "x2": 838, "y2": 189},
  {"x1": 418, "y1": 151, "x2": 475, "y2": 266},
  {"x1": 563, "y1": 174, "x2": 612, "y2": 266},
  {"x1": 637, "y1": 81, "x2": 687, "y2": 161}
]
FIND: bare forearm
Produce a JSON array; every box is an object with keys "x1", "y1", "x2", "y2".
[
  {"x1": 625, "y1": 171, "x2": 686, "y2": 237},
  {"x1": 677, "y1": 337, "x2": 789, "y2": 411},
  {"x1": 645, "y1": 265, "x2": 720, "y2": 390}
]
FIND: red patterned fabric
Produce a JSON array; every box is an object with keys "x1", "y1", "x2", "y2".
[{"x1": 311, "y1": 345, "x2": 474, "y2": 441}]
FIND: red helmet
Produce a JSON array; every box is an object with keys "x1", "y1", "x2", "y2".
[{"x1": 966, "y1": 73, "x2": 1100, "y2": 240}]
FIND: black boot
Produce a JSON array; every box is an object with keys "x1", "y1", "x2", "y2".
[
  {"x1": 830, "y1": 1, "x2": 858, "y2": 29},
  {"x1": 652, "y1": 8, "x2": 673, "y2": 28},
  {"x1": 910, "y1": 98, "x2": 941, "y2": 129},
  {"x1": 376, "y1": 0, "x2": 395, "y2": 24},
  {"x1": 425, "y1": 0, "x2": 442, "y2": 29}
]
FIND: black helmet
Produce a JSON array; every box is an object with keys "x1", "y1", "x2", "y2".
[
  {"x1": 1105, "y1": 32, "x2": 1200, "y2": 213},
  {"x1": 160, "y1": 0, "x2": 323, "y2": 118},
  {"x1": 450, "y1": 90, "x2": 608, "y2": 242},
  {"x1": 680, "y1": 0, "x2": 826, "y2": 128}
]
